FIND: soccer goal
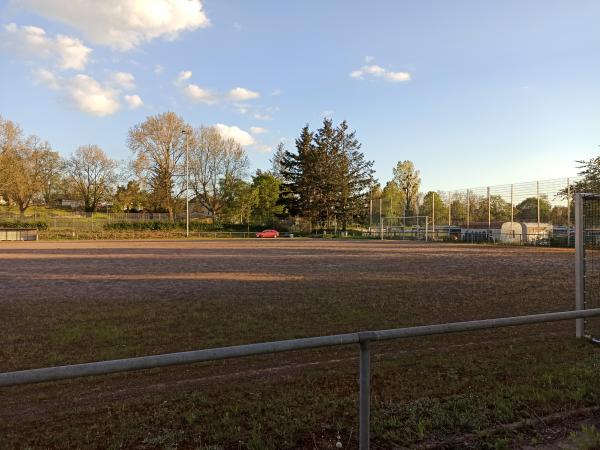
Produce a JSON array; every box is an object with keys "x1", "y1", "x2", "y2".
[{"x1": 575, "y1": 193, "x2": 600, "y2": 339}]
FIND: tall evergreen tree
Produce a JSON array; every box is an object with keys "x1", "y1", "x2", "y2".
[{"x1": 280, "y1": 119, "x2": 374, "y2": 230}]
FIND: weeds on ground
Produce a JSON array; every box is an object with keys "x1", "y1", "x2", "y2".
[{"x1": 569, "y1": 425, "x2": 600, "y2": 450}]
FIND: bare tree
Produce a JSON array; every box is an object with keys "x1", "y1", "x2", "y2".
[
  {"x1": 0, "y1": 116, "x2": 59, "y2": 215},
  {"x1": 128, "y1": 112, "x2": 188, "y2": 221},
  {"x1": 67, "y1": 145, "x2": 117, "y2": 212},
  {"x1": 188, "y1": 126, "x2": 249, "y2": 222},
  {"x1": 37, "y1": 144, "x2": 64, "y2": 205},
  {"x1": 0, "y1": 115, "x2": 25, "y2": 195}
]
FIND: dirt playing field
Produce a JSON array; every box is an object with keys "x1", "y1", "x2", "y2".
[{"x1": 1, "y1": 239, "x2": 598, "y2": 449}]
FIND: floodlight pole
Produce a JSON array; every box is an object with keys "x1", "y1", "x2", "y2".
[{"x1": 181, "y1": 129, "x2": 190, "y2": 238}]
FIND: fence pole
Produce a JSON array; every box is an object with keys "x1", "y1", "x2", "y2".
[
  {"x1": 432, "y1": 193, "x2": 435, "y2": 236},
  {"x1": 567, "y1": 178, "x2": 571, "y2": 247},
  {"x1": 359, "y1": 339, "x2": 371, "y2": 450},
  {"x1": 510, "y1": 184, "x2": 514, "y2": 230},
  {"x1": 575, "y1": 193, "x2": 584, "y2": 338},
  {"x1": 466, "y1": 190, "x2": 470, "y2": 229},
  {"x1": 379, "y1": 198, "x2": 384, "y2": 241},
  {"x1": 369, "y1": 198, "x2": 373, "y2": 233},
  {"x1": 448, "y1": 193, "x2": 451, "y2": 226},
  {"x1": 537, "y1": 181, "x2": 540, "y2": 233},
  {"x1": 487, "y1": 187, "x2": 491, "y2": 231}
]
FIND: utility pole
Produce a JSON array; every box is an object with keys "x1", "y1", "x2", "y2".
[{"x1": 181, "y1": 128, "x2": 190, "y2": 238}]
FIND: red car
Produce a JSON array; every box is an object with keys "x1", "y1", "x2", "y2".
[{"x1": 256, "y1": 229, "x2": 279, "y2": 238}]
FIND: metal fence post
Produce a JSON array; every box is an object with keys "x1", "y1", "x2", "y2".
[
  {"x1": 536, "y1": 181, "x2": 540, "y2": 232},
  {"x1": 432, "y1": 193, "x2": 435, "y2": 237},
  {"x1": 575, "y1": 193, "x2": 584, "y2": 338},
  {"x1": 379, "y1": 198, "x2": 383, "y2": 241},
  {"x1": 466, "y1": 189, "x2": 470, "y2": 229},
  {"x1": 567, "y1": 178, "x2": 571, "y2": 247},
  {"x1": 358, "y1": 332, "x2": 374, "y2": 450},
  {"x1": 487, "y1": 187, "x2": 491, "y2": 231}
]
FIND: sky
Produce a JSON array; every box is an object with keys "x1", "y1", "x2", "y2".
[{"x1": 1, "y1": 0, "x2": 600, "y2": 192}]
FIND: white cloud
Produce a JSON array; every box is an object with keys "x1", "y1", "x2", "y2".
[
  {"x1": 252, "y1": 112, "x2": 272, "y2": 121},
  {"x1": 253, "y1": 143, "x2": 272, "y2": 153},
  {"x1": 214, "y1": 124, "x2": 255, "y2": 146},
  {"x1": 173, "y1": 70, "x2": 217, "y2": 104},
  {"x1": 364, "y1": 55, "x2": 375, "y2": 63},
  {"x1": 124, "y1": 94, "x2": 143, "y2": 109},
  {"x1": 250, "y1": 126, "x2": 267, "y2": 135},
  {"x1": 175, "y1": 71, "x2": 261, "y2": 106},
  {"x1": 32, "y1": 69, "x2": 124, "y2": 116},
  {"x1": 3, "y1": 22, "x2": 91, "y2": 70},
  {"x1": 21, "y1": 0, "x2": 210, "y2": 51},
  {"x1": 349, "y1": 63, "x2": 411, "y2": 83},
  {"x1": 270, "y1": 89, "x2": 281, "y2": 96},
  {"x1": 228, "y1": 87, "x2": 260, "y2": 101},
  {"x1": 110, "y1": 71, "x2": 136, "y2": 90},
  {"x1": 154, "y1": 64, "x2": 164, "y2": 75},
  {"x1": 321, "y1": 110, "x2": 334, "y2": 118},
  {"x1": 67, "y1": 74, "x2": 120, "y2": 116},
  {"x1": 175, "y1": 70, "x2": 192, "y2": 85},
  {"x1": 183, "y1": 83, "x2": 218, "y2": 104},
  {"x1": 33, "y1": 68, "x2": 61, "y2": 89}
]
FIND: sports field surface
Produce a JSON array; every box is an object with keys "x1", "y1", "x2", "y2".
[{"x1": 1, "y1": 240, "x2": 598, "y2": 449}]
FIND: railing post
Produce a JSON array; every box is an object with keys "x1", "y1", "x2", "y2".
[
  {"x1": 358, "y1": 332, "x2": 374, "y2": 450},
  {"x1": 575, "y1": 193, "x2": 584, "y2": 338}
]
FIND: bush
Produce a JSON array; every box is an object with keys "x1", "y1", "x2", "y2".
[
  {"x1": 0, "y1": 220, "x2": 48, "y2": 230},
  {"x1": 103, "y1": 221, "x2": 287, "y2": 232}
]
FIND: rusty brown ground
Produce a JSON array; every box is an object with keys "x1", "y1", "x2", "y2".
[{"x1": 0, "y1": 240, "x2": 597, "y2": 449}]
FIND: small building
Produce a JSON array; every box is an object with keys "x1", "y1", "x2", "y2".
[
  {"x1": 499, "y1": 222, "x2": 523, "y2": 244},
  {"x1": 0, "y1": 228, "x2": 38, "y2": 241},
  {"x1": 521, "y1": 222, "x2": 553, "y2": 244},
  {"x1": 60, "y1": 199, "x2": 83, "y2": 209}
]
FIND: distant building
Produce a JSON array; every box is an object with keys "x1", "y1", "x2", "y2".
[{"x1": 60, "y1": 199, "x2": 84, "y2": 209}]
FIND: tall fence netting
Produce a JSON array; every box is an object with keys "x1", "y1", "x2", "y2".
[{"x1": 583, "y1": 195, "x2": 600, "y2": 337}]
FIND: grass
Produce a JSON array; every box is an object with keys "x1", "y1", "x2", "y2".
[
  {"x1": 569, "y1": 425, "x2": 600, "y2": 450},
  {"x1": 0, "y1": 240, "x2": 594, "y2": 448},
  {"x1": 3, "y1": 339, "x2": 600, "y2": 448}
]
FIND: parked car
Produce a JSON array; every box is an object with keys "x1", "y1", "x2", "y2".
[{"x1": 256, "y1": 229, "x2": 279, "y2": 238}]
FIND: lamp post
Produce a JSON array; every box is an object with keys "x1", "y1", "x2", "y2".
[{"x1": 181, "y1": 129, "x2": 190, "y2": 238}]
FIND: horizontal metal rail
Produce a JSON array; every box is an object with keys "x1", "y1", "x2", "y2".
[{"x1": 2, "y1": 308, "x2": 600, "y2": 449}]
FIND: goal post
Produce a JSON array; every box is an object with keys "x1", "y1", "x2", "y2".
[{"x1": 575, "y1": 193, "x2": 600, "y2": 339}]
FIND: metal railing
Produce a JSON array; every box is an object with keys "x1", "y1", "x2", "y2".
[{"x1": 2, "y1": 308, "x2": 599, "y2": 449}]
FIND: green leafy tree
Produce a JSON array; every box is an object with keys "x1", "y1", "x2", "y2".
[
  {"x1": 114, "y1": 181, "x2": 148, "y2": 212},
  {"x1": 393, "y1": 161, "x2": 420, "y2": 216},
  {"x1": 252, "y1": 170, "x2": 284, "y2": 226},
  {"x1": 381, "y1": 181, "x2": 405, "y2": 219},
  {"x1": 222, "y1": 180, "x2": 258, "y2": 229},
  {"x1": 420, "y1": 191, "x2": 449, "y2": 226},
  {"x1": 515, "y1": 196, "x2": 551, "y2": 222},
  {"x1": 569, "y1": 157, "x2": 600, "y2": 194}
]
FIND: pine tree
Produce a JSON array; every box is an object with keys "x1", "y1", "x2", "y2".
[{"x1": 280, "y1": 120, "x2": 374, "y2": 231}]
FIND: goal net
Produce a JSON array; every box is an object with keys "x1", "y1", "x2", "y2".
[{"x1": 576, "y1": 193, "x2": 600, "y2": 339}]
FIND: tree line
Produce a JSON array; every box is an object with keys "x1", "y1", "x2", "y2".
[{"x1": 1, "y1": 112, "x2": 598, "y2": 228}]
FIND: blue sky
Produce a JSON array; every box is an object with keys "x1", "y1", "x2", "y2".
[{"x1": 1, "y1": 0, "x2": 600, "y2": 191}]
